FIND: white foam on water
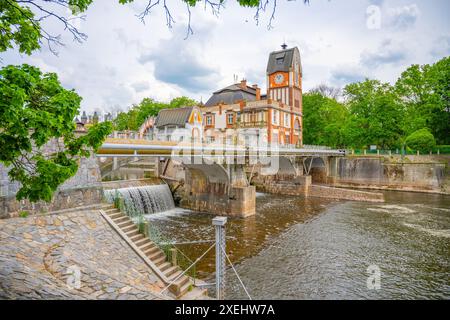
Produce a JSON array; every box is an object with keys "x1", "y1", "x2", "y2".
[
  {"x1": 411, "y1": 204, "x2": 450, "y2": 212},
  {"x1": 256, "y1": 192, "x2": 268, "y2": 198},
  {"x1": 367, "y1": 208, "x2": 392, "y2": 213},
  {"x1": 368, "y1": 205, "x2": 416, "y2": 214},
  {"x1": 144, "y1": 207, "x2": 194, "y2": 220},
  {"x1": 403, "y1": 223, "x2": 450, "y2": 238}
]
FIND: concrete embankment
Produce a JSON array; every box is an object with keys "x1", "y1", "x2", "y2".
[{"x1": 328, "y1": 155, "x2": 449, "y2": 195}]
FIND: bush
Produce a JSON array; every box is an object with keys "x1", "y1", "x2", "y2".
[{"x1": 405, "y1": 129, "x2": 436, "y2": 153}]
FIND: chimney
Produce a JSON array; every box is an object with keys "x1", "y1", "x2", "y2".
[
  {"x1": 252, "y1": 84, "x2": 261, "y2": 101},
  {"x1": 240, "y1": 79, "x2": 247, "y2": 90}
]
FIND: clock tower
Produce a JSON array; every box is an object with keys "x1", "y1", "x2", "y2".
[{"x1": 266, "y1": 44, "x2": 302, "y2": 110}]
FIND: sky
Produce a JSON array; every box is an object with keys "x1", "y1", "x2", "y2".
[{"x1": 2, "y1": 0, "x2": 450, "y2": 115}]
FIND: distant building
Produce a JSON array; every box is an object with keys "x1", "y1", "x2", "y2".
[
  {"x1": 104, "y1": 112, "x2": 113, "y2": 122},
  {"x1": 153, "y1": 106, "x2": 203, "y2": 142},
  {"x1": 81, "y1": 111, "x2": 88, "y2": 124},
  {"x1": 200, "y1": 44, "x2": 303, "y2": 146}
]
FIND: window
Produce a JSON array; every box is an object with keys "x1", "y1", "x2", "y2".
[
  {"x1": 272, "y1": 110, "x2": 278, "y2": 125},
  {"x1": 285, "y1": 113, "x2": 290, "y2": 128},
  {"x1": 227, "y1": 113, "x2": 234, "y2": 125},
  {"x1": 275, "y1": 52, "x2": 285, "y2": 65},
  {"x1": 206, "y1": 115, "x2": 212, "y2": 126}
]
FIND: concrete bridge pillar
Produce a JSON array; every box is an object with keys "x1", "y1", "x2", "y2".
[{"x1": 176, "y1": 163, "x2": 255, "y2": 218}]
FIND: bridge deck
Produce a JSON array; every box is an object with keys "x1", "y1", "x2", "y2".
[{"x1": 98, "y1": 138, "x2": 345, "y2": 157}]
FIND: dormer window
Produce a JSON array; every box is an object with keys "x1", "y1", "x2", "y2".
[{"x1": 275, "y1": 52, "x2": 285, "y2": 65}]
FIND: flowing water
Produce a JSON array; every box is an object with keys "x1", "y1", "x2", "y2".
[
  {"x1": 104, "y1": 184, "x2": 175, "y2": 215},
  {"x1": 145, "y1": 191, "x2": 450, "y2": 300}
]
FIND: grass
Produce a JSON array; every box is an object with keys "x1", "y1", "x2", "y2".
[{"x1": 19, "y1": 211, "x2": 29, "y2": 218}]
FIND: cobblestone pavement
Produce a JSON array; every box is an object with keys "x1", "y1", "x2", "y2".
[{"x1": 0, "y1": 210, "x2": 171, "y2": 300}]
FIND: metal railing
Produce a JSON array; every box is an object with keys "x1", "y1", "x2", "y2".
[
  {"x1": 348, "y1": 148, "x2": 450, "y2": 156},
  {"x1": 147, "y1": 223, "x2": 197, "y2": 283}
]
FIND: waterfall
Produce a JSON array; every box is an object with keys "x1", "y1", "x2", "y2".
[{"x1": 104, "y1": 184, "x2": 175, "y2": 216}]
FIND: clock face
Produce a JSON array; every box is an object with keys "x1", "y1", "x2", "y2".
[{"x1": 274, "y1": 73, "x2": 285, "y2": 84}]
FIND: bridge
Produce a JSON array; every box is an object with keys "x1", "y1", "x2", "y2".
[
  {"x1": 98, "y1": 138, "x2": 346, "y2": 157},
  {"x1": 97, "y1": 137, "x2": 347, "y2": 217}
]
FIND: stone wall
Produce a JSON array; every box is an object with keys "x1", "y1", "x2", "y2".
[
  {"x1": 252, "y1": 174, "x2": 311, "y2": 196},
  {"x1": 0, "y1": 154, "x2": 103, "y2": 219},
  {"x1": 0, "y1": 209, "x2": 168, "y2": 299},
  {"x1": 328, "y1": 156, "x2": 448, "y2": 194}
]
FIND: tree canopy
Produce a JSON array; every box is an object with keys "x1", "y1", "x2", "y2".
[
  {"x1": 0, "y1": 64, "x2": 112, "y2": 202},
  {"x1": 302, "y1": 92, "x2": 347, "y2": 147},
  {"x1": 114, "y1": 96, "x2": 197, "y2": 131},
  {"x1": 303, "y1": 55, "x2": 449, "y2": 150}
]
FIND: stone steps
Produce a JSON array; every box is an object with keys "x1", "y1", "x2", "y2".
[{"x1": 101, "y1": 205, "x2": 205, "y2": 299}]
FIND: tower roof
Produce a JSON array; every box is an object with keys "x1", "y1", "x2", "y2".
[{"x1": 266, "y1": 46, "x2": 301, "y2": 75}]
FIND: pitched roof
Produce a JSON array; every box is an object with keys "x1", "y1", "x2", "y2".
[
  {"x1": 154, "y1": 106, "x2": 194, "y2": 128},
  {"x1": 204, "y1": 84, "x2": 257, "y2": 107},
  {"x1": 266, "y1": 47, "x2": 301, "y2": 75}
]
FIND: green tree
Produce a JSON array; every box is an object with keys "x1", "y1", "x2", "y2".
[
  {"x1": 343, "y1": 79, "x2": 404, "y2": 149},
  {"x1": 405, "y1": 129, "x2": 436, "y2": 153},
  {"x1": 113, "y1": 96, "x2": 197, "y2": 131},
  {"x1": 302, "y1": 92, "x2": 348, "y2": 147},
  {"x1": 395, "y1": 56, "x2": 450, "y2": 144},
  {"x1": 0, "y1": 64, "x2": 112, "y2": 202}
]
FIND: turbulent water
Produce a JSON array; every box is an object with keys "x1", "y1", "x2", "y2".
[
  {"x1": 146, "y1": 191, "x2": 450, "y2": 300},
  {"x1": 104, "y1": 184, "x2": 175, "y2": 215}
]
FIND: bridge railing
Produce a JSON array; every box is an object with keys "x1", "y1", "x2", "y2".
[{"x1": 302, "y1": 145, "x2": 332, "y2": 150}]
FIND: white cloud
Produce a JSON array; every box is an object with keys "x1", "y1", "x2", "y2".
[
  {"x1": 387, "y1": 4, "x2": 420, "y2": 30},
  {"x1": 360, "y1": 38, "x2": 407, "y2": 69},
  {"x1": 1, "y1": 0, "x2": 448, "y2": 113}
]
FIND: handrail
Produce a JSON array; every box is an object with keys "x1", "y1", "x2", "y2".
[{"x1": 160, "y1": 243, "x2": 216, "y2": 294}]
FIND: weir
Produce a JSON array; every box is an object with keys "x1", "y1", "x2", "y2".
[{"x1": 104, "y1": 184, "x2": 175, "y2": 216}]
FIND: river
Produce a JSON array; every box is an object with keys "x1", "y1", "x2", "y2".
[{"x1": 145, "y1": 191, "x2": 450, "y2": 299}]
